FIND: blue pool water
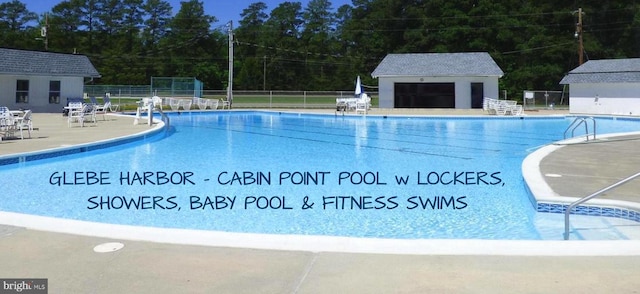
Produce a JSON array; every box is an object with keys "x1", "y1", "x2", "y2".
[{"x1": 1, "y1": 112, "x2": 639, "y2": 240}]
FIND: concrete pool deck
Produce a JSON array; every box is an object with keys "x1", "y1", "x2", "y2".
[{"x1": 1, "y1": 110, "x2": 640, "y2": 293}]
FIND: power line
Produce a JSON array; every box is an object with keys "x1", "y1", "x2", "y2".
[
  {"x1": 235, "y1": 40, "x2": 343, "y2": 58},
  {"x1": 502, "y1": 42, "x2": 575, "y2": 55}
]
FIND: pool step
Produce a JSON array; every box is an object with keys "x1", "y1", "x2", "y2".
[{"x1": 535, "y1": 213, "x2": 640, "y2": 240}]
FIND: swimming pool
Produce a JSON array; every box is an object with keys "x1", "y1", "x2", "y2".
[{"x1": 1, "y1": 111, "x2": 640, "y2": 241}]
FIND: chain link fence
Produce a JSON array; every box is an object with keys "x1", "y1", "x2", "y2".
[
  {"x1": 82, "y1": 87, "x2": 378, "y2": 110},
  {"x1": 201, "y1": 90, "x2": 379, "y2": 109},
  {"x1": 522, "y1": 90, "x2": 568, "y2": 110},
  {"x1": 85, "y1": 85, "x2": 151, "y2": 98}
]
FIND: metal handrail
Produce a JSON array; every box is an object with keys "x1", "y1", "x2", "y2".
[
  {"x1": 156, "y1": 106, "x2": 170, "y2": 130},
  {"x1": 563, "y1": 117, "x2": 596, "y2": 141},
  {"x1": 564, "y1": 171, "x2": 640, "y2": 240}
]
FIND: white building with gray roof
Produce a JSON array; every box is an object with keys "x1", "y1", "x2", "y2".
[
  {"x1": 560, "y1": 58, "x2": 640, "y2": 115},
  {"x1": 0, "y1": 48, "x2": 100, "y2": 113},
  {"x1": 371, "y1": 52, "x2": 503, "y2": 109}
]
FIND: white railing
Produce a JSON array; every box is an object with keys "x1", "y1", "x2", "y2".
[{"x1": 564, "y1": 171, "x2": 640, "y2": 240}]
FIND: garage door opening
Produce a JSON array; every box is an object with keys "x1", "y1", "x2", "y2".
[{"x1": 394, "y1": 83, "x2": 455, "y2": 108}]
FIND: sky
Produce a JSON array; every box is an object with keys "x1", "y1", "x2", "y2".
[{"x1": 16, "y1": 0, "x2": 352, "y2": 27}]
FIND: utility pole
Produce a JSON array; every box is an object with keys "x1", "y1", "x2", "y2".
[
  {"x1": 228, "y1": 21, "x2": 234, "y2": 107},
  {"x1": 44, "y1": 13, "x2": 49, "y2": 51},
  {"x1": 263, "y1": 55, "x2": 267, "y2": 91},
  {"x1": 39, "y1": 13, "x2": 49, "y2": 51},
  {"x1": 574, "y1": 8, "x2": 584, "y2": 65}
]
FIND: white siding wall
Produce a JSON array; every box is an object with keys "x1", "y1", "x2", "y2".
[
  {"x1": 377, "y1": 76, "x2": 500, "y2": 109},
  {"x1": 378, "y1": 78, "x2": 395, "y2": 108},
  {"x1": 0, "y1": 74, "x2": 85, "y2": 112},
  {"x1": 569, "y1": 83, "x2": 640, "y2": 115}
]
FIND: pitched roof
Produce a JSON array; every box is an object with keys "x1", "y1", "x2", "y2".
[
  {"x1": 371, "y1": 52, "x2": 504, "y2": 78},
  {"x1": 560, "y1": 58, "x2": 640, "y2": 84},
  {"x1": 0, "y1": 47, "x2": 100, "y2": 78}
]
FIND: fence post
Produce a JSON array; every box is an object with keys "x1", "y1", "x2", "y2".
[
  {"x1": 544, "y1": 91, "x2": 549, "y2": 108},
  {"x1": 270, "y1": 91, "x2": 272, "y2": 108},
  {"x1": 304, "y1": 91, "x2": 306, "y2": 108}
]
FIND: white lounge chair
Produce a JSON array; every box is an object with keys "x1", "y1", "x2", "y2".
[
  {"x1": 500, "y1": 100, "x2": 523, "y2": 116},
  {"x1": 180, "y1": 99, "x2": 192, "y2": 111},
  {"x1": 152, "y1": 96, "x2": 163, "y2": 110},
  {"x1": 168, "y1": 98, "x2": 181, "y2": 111},
  {"x1": 510, "y1": 104, "x2": 524, "y2": 115},
  {"x1": 207, "y1": 99, "x2": 219, "y2": 110},
  {"x1": 87, "y1": 96, "x2": 108, "y2": 120},
  {"x1": 92, "y1": 101, "x2": 110, "y2": 120},
  {"x1": 88, "y1": 96, "x2": 102, "y2": 108},
  {"x1": 103, "y1": 94, "x2": 119, "y2": 112},
  {"x1": 483, "y1": 97, "x2": 497, "y2": 115},
  {"x1": 494, "y1": 101, "x2": 508, "y2": 116},
  {"x1": 197, "y1": 98, "x2": 209, "y2": 110},
  {"x1": 196, "y1": 98, "x2": 204, "y2": 110}
]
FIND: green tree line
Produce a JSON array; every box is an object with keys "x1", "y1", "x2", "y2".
[{"x1": 1, "y1": 0, "x2": 639, "y2": 97}]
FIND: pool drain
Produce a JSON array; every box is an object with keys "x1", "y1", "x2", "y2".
[{"x1": 93, "y1": 242, "x2": 125, "y2": 253}]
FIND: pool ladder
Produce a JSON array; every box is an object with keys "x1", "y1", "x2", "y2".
[
  {"x1": 564, "y1": 171, "x2": 640, "y2": 240},
  {"x1": 156, "y1": 107, "x2": 170, "y2": 131},
  {"x1": 564, "y1": 117, "x2": 596, "y2": 141}
]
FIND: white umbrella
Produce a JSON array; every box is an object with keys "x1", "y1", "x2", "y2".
[{"x1": 355, "y1": 75, "x2": 362, "y2": 96}]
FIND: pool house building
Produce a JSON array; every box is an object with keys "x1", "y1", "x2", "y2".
[
  {"x1": 371, "y1": 52, "x2": 504, "y2": 109},
  {"x1": 560, "y1": 58, "x2": 640, "y2": 115},
  {"x1": 0, "y1": 48, "x2": 101, "y2": 113}
]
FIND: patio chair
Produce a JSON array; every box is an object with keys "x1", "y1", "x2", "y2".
[
  {"x1": 355, "y1": 100, "x2": 368, "y2": 115},
  {"x1": 362, "y1": 93, "x2": 372, "y2": 110},
  {"x1": 85, "y1": 104, "x2": 97, "y2": 124},
  {"x1": 346, "y1": 99, "x2": 358, "y2": 112},
  {"x1": 220, "y1": 97, "x2": 230, "y2": 109},
  {"x1": 63, "y1": 97, "x2": 85, "y2": 116},
  {"x1": 15, "y1": 109, "x2": 33, "y2": 139},
  {"x1": 0, "y1": 107, "x2": 16, "y2": 139},
  {"x1": 336, "y1": 100, "x2": 347, "y2": 112},
  {"x1": 67, "y1": 103, "x2": 87, "y2": 127}
]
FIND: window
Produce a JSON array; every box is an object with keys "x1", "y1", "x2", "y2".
[
  {"x1": 49, "y1": 81, "x2": 61, "y2": 104},
  {"x1": 16, "y1": 80, "x2": 29, "y2": 103}
]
